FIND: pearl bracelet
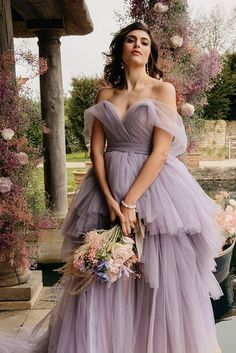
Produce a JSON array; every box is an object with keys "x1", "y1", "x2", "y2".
[{"x1": 121, "y1": 200, "x2": 136, "y2": 209}]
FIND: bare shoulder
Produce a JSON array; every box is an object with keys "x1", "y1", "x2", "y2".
[
  {"x1": 151, "y1": 81, "x2": 177, "y2": 110},
  {"x1": 95, "y1": 87, "x2": 114, "y2": 104}
]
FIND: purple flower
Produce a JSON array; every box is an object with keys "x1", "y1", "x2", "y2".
[
  {"x1": 96, "y1": 272, "x2": 108, "y2": 282},
  {"x1": 96, "y1": 261, "x2": 109, "y2": 272}
]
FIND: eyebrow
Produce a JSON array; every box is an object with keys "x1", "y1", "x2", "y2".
[{"x1": 125, "y1": 34, "x2": 150, "y2": 42}]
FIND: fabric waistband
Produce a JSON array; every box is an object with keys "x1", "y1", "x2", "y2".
[{"x1": 106, "y1": 142, "x2": 151, "y2": 155}]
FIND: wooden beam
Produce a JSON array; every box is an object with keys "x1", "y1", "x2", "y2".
[
  {"x1": 11, "y1": 0, "x2": 62, "y2": 19},
  {"x1": 0, "y1": 0, "x2": 14, "y2": 53},
  {"x1": 11, "y1": 0, "x2": 93, "y2": 37},
  {"x1": 27, "y1": 18, "x2": 63, "y2": 31}
]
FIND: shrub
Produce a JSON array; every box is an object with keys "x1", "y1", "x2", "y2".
[{"x1": 66, "y1": 76, "x2": 104, "y2": 152}]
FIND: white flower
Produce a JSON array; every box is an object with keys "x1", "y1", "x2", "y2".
[
  {"x1": 111, "y1": 243, "x2": 134, "y2": 263},
  {"x1": 1, "y1": 128, "x2": 14, "y2": 141},
  {"x1": 16, "y1": 152, "x2": 29, "y2": 165},
  {"x1": 231, "y1": 227, "x2": 236, "y2": 235},
  {"x1": 229, "y1": 199, "x2": 236, "y2": 207},
  {"x1": 226, "y1": 205, "x2": 233, "y2": 212},
  {"x1": 154, "y1": 2, "x2": 169, "y2": 13},
  {"x1": 181, "y1": 103, "x2": 195, "y2": 117},
  {"x1": 170, "y1": 35, "x2": 183, "y2": 48},
  {"x1": 0, "y1": 177, "x2": 12, "y2": 193},
  {"x1": 107, "y1": 259, "x2": 120, "y2": 284}
]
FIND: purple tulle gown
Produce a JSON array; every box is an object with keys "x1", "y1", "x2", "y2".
[{"x1": 0, "y1": 99, "x2": 225, "y2": 353}]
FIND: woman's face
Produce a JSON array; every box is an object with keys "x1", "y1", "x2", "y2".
[{"x1": 122, "y1": 29, "x2": 151, "y2": 68}]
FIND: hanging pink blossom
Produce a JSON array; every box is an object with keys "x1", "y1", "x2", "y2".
[
  {"x1": 0, "y1": 177, "x2": 12, "y2": 193},
  {"x1": 1, "y1": 128, "x2": 14, "y2": 141}
]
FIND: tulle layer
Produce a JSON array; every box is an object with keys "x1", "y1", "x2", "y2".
[
  {"x1": 61, "y1": 151, "x2": 224, "y2": 299},
  {"x1": 0, "y1": 99, "x2": 223, "y2": 353},
  {"x1": 0, "y1": 241, "x2": 222, "y2": 353}
]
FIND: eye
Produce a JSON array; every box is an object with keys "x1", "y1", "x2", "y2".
[
  {"x1": 126, "y1": 38, "x2": 134, "y2": 43},
  {"x1": 142, "y1": 42, "x2": 149, "y2": 46}
]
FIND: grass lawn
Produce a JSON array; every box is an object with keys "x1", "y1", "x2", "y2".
[
  {"x1": 35, "y1": 164, "x2": 85, "y2": 193},
  {"x1": 28, "y1": 153, "x2": 90, "y2": 214},
  {"x1": 66, "y1": 152, "x2": 89, "y2": 162},
  {"x1": 27, "y1": 154, "x2": 90, "y2": 216}
]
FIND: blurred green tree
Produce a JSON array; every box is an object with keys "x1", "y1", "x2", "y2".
[
  {"x1": 203, "y1": 53, "x2": 236, "y2": 121},
  {"x1": 66, "y1": 76, "x2": 103, "y2": 152}
]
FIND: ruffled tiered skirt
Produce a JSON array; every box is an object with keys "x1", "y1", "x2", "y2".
[{"x1": 0, "y1": 152, "x2": 224, "y2": 353}]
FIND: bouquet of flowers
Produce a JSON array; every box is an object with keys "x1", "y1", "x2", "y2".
[
  {"x1": 214, "y1": 191, "x2": 236, "y2": 249},
  {"x1": 59, "y1": 224, "x2": 142, "y2": 295}
]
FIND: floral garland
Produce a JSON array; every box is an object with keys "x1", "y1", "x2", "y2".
[{"x1": 0, "y1": 50, "x2": 47, "y2": 268}]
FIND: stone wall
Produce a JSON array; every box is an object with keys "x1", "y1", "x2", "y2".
[
  {"x1": 192, "y1": 167, "x2": 236, "y2": 196},
  {"x1": 226, "y1": 121, "x2": 236, "y2": 137},
  {"x1": 197, "y1": 120, "x2": 236, "y2": 160}
]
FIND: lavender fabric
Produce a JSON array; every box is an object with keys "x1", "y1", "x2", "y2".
[{"x1": 0, "y1": 99, "x2": 224, "y2": 353}]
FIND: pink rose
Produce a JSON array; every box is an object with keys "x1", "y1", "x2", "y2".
[
  {"x1": 181, "y1": 103, "x2": 195, "y2": 117},
  {"x1": 16, "y1": 152, "x2": 29, "y2": 165},
  {"x1": 0, "y1": 177, "x2": 12, "y2": 193}
]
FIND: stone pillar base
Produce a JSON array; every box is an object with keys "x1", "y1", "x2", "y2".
[{"x1": 0, "y1": 271, "x2": 43, "y2": 310}]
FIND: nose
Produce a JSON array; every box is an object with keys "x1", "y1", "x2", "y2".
[{"x1": 134, "y1": 41, "x2": 140, "y2": 48}]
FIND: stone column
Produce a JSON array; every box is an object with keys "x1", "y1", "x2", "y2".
[{"x1": 38, "y1": 31, "x2": 68, "y2": 218}]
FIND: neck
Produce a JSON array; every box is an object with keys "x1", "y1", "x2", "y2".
[{"x1": 124, "y1": 66, "x2": 149, "y2": 92}]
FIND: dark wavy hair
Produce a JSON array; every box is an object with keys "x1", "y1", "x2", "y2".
[{"x1": 104, "y1": 22, "x2": 163, "y2": 89}]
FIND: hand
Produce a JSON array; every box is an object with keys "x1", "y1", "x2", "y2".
[
  {"x1": 106, "y1": 197, "x2": 125, "y2": 225},
  {"x1": 120, "y1": 204, "x2": 137, "y2": 236}
]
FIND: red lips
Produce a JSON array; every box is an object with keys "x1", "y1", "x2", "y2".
[{"x1": 131, "y1": 49, "x2": 142, "y2": 55}]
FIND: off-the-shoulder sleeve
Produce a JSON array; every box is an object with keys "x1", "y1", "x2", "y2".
[
  {"x1": 149, "y1": 100, "x2": 187, "y2": 156},
  {"x1": 83, "y1": 102, "x2": 108, "y2": 147},
  {"x1": 83, "y1": 109, "x2": 95, "y2": 147}
]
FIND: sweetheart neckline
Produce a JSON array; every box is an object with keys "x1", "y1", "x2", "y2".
[
  {"x1": 96, "y1": 98, "x2": 177, "y2": 123},
  {"x1": 103, "y1": 98, "x2": 152, "y2": 122}
]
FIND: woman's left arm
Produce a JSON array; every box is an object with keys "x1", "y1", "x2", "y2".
[{"x1": 121, "y1": 83, "x2": 176, "y2": 235}]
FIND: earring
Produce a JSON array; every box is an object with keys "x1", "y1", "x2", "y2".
[
  {"x1": 121, "y1": 62, "x2": 124, "y2": 69},
  {"x1": 146, "y1": 63, "x2": 149, "y2": 75}
]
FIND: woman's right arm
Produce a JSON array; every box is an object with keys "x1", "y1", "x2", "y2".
[
  {"x1": 90, "y1": 89, "x2": 125, "y2": 226},
  {"x1": 90, "y1": 117, "x2": 113, "y2": 202}
]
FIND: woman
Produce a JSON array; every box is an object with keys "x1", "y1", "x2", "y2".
[{"x1": 0, "y1": 21, "x2": 224, "y2": 353}]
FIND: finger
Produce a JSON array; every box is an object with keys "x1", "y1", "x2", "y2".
[
  {"x1": 118, "y1": 211, "x2": 125, "y2": 224},
  {"x1": 110, "y1": 214, "x2": 116, "y2": 222},
  {"x1": 126, "y1": 224, "x2": 131, "y2": 236},
  {"x1": 109, "y1": 210, "x2": 116, "y2": 222},
  {"x1": 121, "y1": 221, "x2": 128, "y2": 236}
]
